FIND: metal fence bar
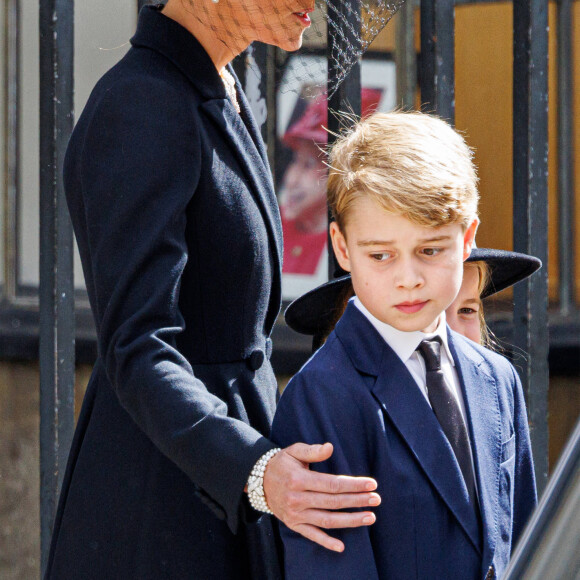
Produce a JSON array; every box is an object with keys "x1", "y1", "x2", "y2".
[
  {"x1": 420, "y1": 0, "x2": 455, "y2": 123},
  {"x1": 396, "y1": 0, "x2": 417, "y2": 109},
  {"x1": 3, "y1": 0, "x2": 20, "y2": 302},
  {"x1": 512, "y1": 0, "x2": 549, "y2": 493},
  {"x1": 557, "y1": 0, "x2": 575, "y2": 315},
  {"x1": 327, "y1": 0, "x2": 362, "y2": 278},
  {"x1": 39, "y1": 0, "x2": 75, "y2": 575},
  {"x1": 327, "y1": 0, "x2": 362, "y2": 117},
  {"x1": 327, "y1": 0, "x2": 362, "y2": 118}
]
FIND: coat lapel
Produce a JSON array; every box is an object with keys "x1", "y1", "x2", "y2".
[
  {"x1": 232, "y1": 66, "x2": 284, "y2": 263},
  {"x1": 235, "y1": 72, "x2": 271, "y2": 174},
  {"x1": 131, "y1": 7, "x2": 283, "y2": 303},
  {"x1": 199, "y1": 97, "x2": 283, "y2": 275},
  {"x1": 335, "y1": 304, "x2": 482, "y2": 553},
  {"x1": 448, "y1": 330, "x2": 502, "y2": 566}
]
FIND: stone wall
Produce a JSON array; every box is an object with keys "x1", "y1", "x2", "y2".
[{"x1": 0, "y1": 363, "x2": 91, "y2": 580}]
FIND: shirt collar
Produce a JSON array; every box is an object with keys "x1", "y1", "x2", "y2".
[{"x1": 352, "y1": 297, "x2": 455, "y2": 366}]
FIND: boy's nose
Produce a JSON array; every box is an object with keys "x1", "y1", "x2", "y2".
[{"x1": 394, "y1": 260, "x2": 424, "y2": 289}]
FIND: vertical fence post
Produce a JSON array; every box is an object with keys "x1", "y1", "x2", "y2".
[
  {"x1": 327, "y1": 0, "x2": 362, "y2": 119},
  {"x1": 512, "y1": 0, "x2": 549, "y2": 493},
  {"x1": 327, "y1": 0, "x2": 362, "y2": 278},
  {"x1": 396, "y1": 0, "x2": 416, "y2": 109},
  {"x1": 420, "y1": 0, "x2": 455, "y2": 123},
  {"x1": 39, "y1": 0, "x2": 75, "y2": 574},
  {"x1": 557, "y1": 0, "x2": 575, "y2": 316},
  {"x1": 4, "y1": 0, "x2": 20, "y2": 301}
]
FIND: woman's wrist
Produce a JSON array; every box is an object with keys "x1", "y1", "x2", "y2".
[{"x1": 246, "y1": 448, "x2": 282, "y2": 514}]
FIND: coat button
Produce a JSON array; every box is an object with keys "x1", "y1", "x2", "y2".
[
  {"x1": 485, "y1": 565, "x2": 495, "y2": 580},
  {"x1": 247, "y1": 349, "x2": 265, "y2": 371}
]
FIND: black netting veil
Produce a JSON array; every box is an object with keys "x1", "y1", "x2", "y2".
[
  {"x1": 275, "y1": 0, "x2": 404, "y2": 98},
  {"x1": 323, "y1": 0, "x2": 403, "y2": 97},
  {"x1": 176, "y1": 0, "x2": 403, "y2": 98}
]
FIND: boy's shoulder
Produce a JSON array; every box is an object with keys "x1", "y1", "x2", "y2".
[
  {"x1": 287, "y1": 332, "x2": 357, "y2": 387},
  {"x1": 273, "y1": 330, "x2": 381, "y2": 449},
  {"x1": 279, "y1": 330, "x2": 372, "y2": 406},
  {"x1": 449, "y1": 327, "x2": 517, "y2": 382}
]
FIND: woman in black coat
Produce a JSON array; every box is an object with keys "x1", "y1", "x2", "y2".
[{"x1": 45, "y1": 2, "x2": 380, "y2": 578}]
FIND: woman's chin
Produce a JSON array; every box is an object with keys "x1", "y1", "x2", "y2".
[
  {"x1": 283, "y1": 37, "x2": 305, "y2": 52},
  {"x1": 263, "y1": 34, "x2": 304, "y2": 53}
]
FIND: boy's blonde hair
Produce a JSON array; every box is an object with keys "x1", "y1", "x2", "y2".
[{"x1": 327, "y1": 111, "x2": 479, "y2": 231}]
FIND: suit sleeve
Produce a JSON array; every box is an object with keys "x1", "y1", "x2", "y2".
[
  {"x1": 510, "y1": 364, "x2": 538, "y2": 545},
  {"x1": 75, "y1": 76, "x2": 275, "y2": 532},
  {"x1": 271, "y1": 372, "x2": 380, "y2": 580}
]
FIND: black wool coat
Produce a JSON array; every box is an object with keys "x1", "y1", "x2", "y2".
[{"x1": 45, "y1": 6, "x2": 283, "y2": 579}]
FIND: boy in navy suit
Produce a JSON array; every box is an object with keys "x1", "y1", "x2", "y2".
[{"x1": 271, "y1": 111, "x2": 537, "y2": 579}]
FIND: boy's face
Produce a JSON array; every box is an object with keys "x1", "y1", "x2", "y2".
[{"x1": 330, "y1": 198, "x2": 478, "y2": 333}]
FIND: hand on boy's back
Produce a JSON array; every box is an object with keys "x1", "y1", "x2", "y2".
[{"x1": 263, "y1": 442, "x2": 381, "y2": 552}]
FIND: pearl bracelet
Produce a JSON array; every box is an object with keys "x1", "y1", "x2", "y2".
[{"x1": 246, "y1": 448, "x2": 281, "y2": 514}]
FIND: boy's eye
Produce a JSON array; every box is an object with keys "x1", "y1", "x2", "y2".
[
  {"x1": 422, "y1": 247, "x2": 443, "y2": 256},
  {"x1": 370, "y1": 252, "x2": 391, "y2": 262}
]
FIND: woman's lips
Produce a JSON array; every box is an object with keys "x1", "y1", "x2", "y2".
[
  {"x1": 293, "y1": 11, "x2": 312, "y2": 26},
  {"x1": 395, "y1": 300, "x2": 428, "y2": 314}
]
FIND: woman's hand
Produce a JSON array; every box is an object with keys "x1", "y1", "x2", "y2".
[{"x1": 263, "y1": 442, "x2": 381, "y2": 552}]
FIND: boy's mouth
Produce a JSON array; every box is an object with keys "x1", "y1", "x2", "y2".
[{"x1": 395, "y1": 300, "x2": 428, "y2": 314}]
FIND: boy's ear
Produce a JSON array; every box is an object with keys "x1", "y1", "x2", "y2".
[
  {"x1": 329, "y1": 222, "x2": 351, "y2": 272},
  {"x1": 462, "y1": 218, "x2": 479, "y2": 261}
]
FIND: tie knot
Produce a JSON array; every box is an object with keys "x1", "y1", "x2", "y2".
[{"x1": 418, "y1": 338, "x2": 442, "y2": 372}]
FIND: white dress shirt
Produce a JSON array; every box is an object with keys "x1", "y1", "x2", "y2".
[{"x1": 353, "y1": 297, "x2": 478, "y2": 490}]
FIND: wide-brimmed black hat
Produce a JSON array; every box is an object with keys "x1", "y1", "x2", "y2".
[{"x1": 284, "y1": 248, "x2": 542, "y2": 336}]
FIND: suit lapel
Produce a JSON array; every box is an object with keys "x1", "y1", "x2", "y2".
[
  {"x1": 335, "y1": 304, "x2": 481, "y2": 553},
  {"x1": 372, "y1": 351, "x2": 482, "y2": 552},
  {"x1": 448, "y1": 330, "x2": 502, "y2": 565}
]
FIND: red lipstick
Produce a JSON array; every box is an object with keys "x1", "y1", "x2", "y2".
[{"x1": 293, "y1": 9, "x2": 313, "y2": 27}]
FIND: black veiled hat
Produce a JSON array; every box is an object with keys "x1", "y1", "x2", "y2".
[{"x1": 284, "y1": 248, "x2": 542, "y2": 336}]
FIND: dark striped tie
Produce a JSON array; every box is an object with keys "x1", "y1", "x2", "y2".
[{"x1": 417, "y1": 337, "x2": 479, "y2": 512}]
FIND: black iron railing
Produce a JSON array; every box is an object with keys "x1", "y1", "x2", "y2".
[
  {"x1": 38, "y1": 0, "x2": 75, "y2": 575},
  {"x1": 512, "y1": 0, "x2": 550, "y2": 492}
]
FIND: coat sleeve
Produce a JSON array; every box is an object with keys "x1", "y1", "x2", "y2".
[
  {"x1": 73, "y1": 75, "x2": 275, "y2": 532},
  {"x1": 510, "y1": 364, "x2": 538, "y2": 546},
  {"x1": 271, "y1": 371, "x2": 380, "y2": 580}
]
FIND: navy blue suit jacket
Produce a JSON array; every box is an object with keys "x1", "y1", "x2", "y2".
[
  {"x1": 272, "y1": 303, "x2": 537, "y2": 580},
  {"x1": 46, "y1": 6, "x2": 282, "y2": 579}
]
